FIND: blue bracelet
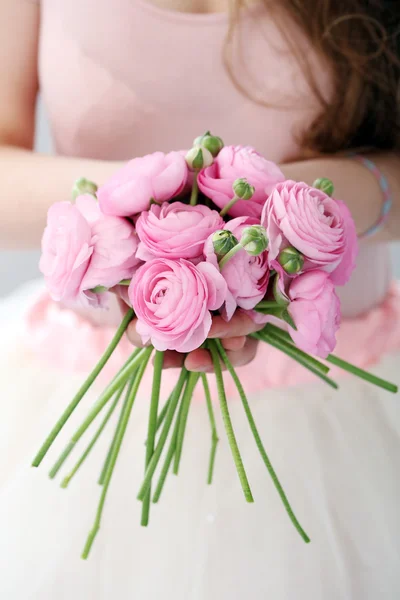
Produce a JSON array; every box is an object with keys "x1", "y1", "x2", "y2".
[{"x1": 352, "y1": 155, "x2": 393, "y2": 239}]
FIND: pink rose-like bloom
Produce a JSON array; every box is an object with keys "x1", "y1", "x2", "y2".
[
  {"x1": 198, "y1": 145, "x2": 284, "y2": 218},
  {"x1": 204, "y1": 216, "x2": 270, "y2": 320},
  {"x1": 136, "y1": 201, "x2": 224, "y2": 262},
  {"x1": 40, "y1": 195, "x2": 139, "y2": 305},
  {"x1": 262, "y1": 180, "x2": 357, "y2": 284},
  {"x1": 40, "y1": 201, "x2": 94, "y2": 303},
  {"x1": 287, "y1": 271, "x2": 341, "y2": 358},
  {"x1": 76, "y1": 195, "x2": 140, "y2": 291},
  {"x1": 97, "y1": 151, "x2": 188, "y2": 217},
  {"x1": 130, "y1": 258, "x2": 227, "y2": 352}
]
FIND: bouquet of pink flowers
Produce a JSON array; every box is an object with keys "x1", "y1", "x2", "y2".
[{"x1": 33, "y1": 132, "x2": 398, "y2": 558}]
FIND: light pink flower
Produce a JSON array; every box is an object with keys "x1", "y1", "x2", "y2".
[
  {"x1": 129, "y1": 258, "x2": 227, "y2": 352},
  {"x1": 40, "y1": 195, "x2": 139, "y2": 305},
  {"x1": 262, "y1": 181, "x2": 357, "y2": 284},
  {"x1": 76, "y1": 195, "x2": 140, "y2": 291},
  {"x1": 197, "y1": 145, "x2": 284, "y2": 218},
  {"x1": 40, "y1": 201, "x2": 94, "y2": 303},
  {"x1": 136, "y1": 201, "x2": 224, "y2": 262},
  {"x1": 287, "y1": 271, "x2": 341, "y2": 358},
  {"x1": 97, "y1": 152, "x2": 188, "y2": 217},
  {"x1": 204, "y1": 216, "x2": 270, "y2": 320}
]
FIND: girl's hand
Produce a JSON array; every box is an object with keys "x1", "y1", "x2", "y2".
[{"x1": 127, "y1": 312, "x2": 262, "y2": 372}]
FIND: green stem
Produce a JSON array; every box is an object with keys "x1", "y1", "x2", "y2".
[
  {"x1": 262, "y1": 323, "x2": 398, "y2": 393},
  {"x1": 254, "y1": 331, "x2": 338, "y2": 388},
  {"x1": 255, "y1": 301, "x2": 281, "y2": 311},
  {"x1": 215, "y1": 339, "x2": 310, "y2": 543},
  {"x1": 173, "y1": 372, "x2": 200, "y2": 475},
  {"x1": 189, "y1": 173, "x2": 199, "y2": 206},
  {"x1": 61, "y1": 383, "x2": 126, "y2": 489},
  {"x1": 326, "y1": 354, "x2": 398, "y2": 393},
  {"x1": 201, "y1": 373, "x2": 219, "y2": 485},
  {"x1": 137, "y1": 368, "x2": 189, "y2": 501},
  {"x1": 81, "y1": 355, "x2": 150, "y2": 560},
  {"x1": 98, "y1": 378, "x2": 135, "y2": 486},
  {"x1": 49, "y1": 347, "x2": 151, "y2": 479},
  {"x1": 141, "y1": 350, "x2": 164, "y2": 527},
  {"x1": 208, "y1": 340, "x2": 254, "y2": 503},
  {"x1": 32, "y1": 308, "x2": 135, "y2": 467},
  {"x1": 118, "y1": 279, "x2": 131, "y2": 286},
  {"x1": 144, "y1": 392, "x2": 173, "y2": 447},
  {"x1": 152, "y1": 385, "x2": 187, "y2": 504},
  {"x1": 219, "y1": 194, "x2": 239, "y2": 217},
  {"x1": 218, "y1": 244, "x2": 243, "y2": 270}
]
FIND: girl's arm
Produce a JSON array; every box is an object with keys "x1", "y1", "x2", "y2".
[
  {"x1": 281, "y1": 154, "x2": 400, "y2": 242},
  {"x1": 0, "y1": 0, "x2": 121, "y2": 248}
]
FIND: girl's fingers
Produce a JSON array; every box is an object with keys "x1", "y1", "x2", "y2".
[
  {"x1": 158, "y1": 350, "x2": 185, "y2": 369},
  {"x1": 225, "y1": 337, "x2": 258, "y2": 368},
  {"x1": 126, "y1": 318, "x2": 146, "y2": 348},
  {"x1": 185, "y1": 337, "x2": 258, "y2": 373},
  {"x1": 221, "y1": 336, "x2": 246, "y2": 351},
  {"x1": 208, "y1": 313, "x2": 263, "y2": 339},
  {"x1": 184, "y1": 349, "x2": 215, "y2": 373}
]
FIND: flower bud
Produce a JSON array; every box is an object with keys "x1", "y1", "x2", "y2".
[
  {"x1": 185, "y1": 146, "x2": 214, "y2": 170},
  {"x1": 278, "y1": 246, "x2": 304, "y2": 274},
  {"x1": 193, "y1": 131, "x2": 224, "y2": 157},
  {"x1": 239, "y1": 225, "x2": 268, "y2": 256},
  {"x1": 313, "y1": 177, "x2": 334, "y2": 197},
  {"x1": 72, "y1": 177, "x2": 98, "y2": 201},
  {"x1": 212, "y1": 229, "x2": 239, "y2": 258},
  {"x1": 232, "y1": 177, "x2": 255, "y2": 200}
]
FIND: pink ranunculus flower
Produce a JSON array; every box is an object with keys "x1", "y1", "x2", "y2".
[
  {"x1": 287, "y1": 270, "x2": 341, "y2": 358},
  {"x1": 204, "y1": 216, "x2": 270, "y2": 320},
  {"x1": 197, "y1": 145, "x2": 285, "y2": 218},
  {"x1": 40, "y1": 201, "x2": 94, "y2": 303},
  {"x1": 329, "y1": 199, "x2": 358, "y2": 286},
  {"x1": 129, "y1": 258, "x2": 227, "y2": 353},
  {"x1": 76, "y1": 195, "x2": 140, "y2": 291},
  {"x1": 97, "y1": 151, "x2": 188, "y2": 217},
  {"x1": 135, "y1": 201, "x2": 224, "y2": 262},
  {"x1": 40, "y1": 195, "x2": 140, "y2": 305},
  {"x1": 262, "y1": 180, "x2": 358, "y2": 284}
]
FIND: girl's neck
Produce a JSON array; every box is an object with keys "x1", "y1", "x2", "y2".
[{"x1": 143, "y1": 0, "x2": 237, "y2": 15}]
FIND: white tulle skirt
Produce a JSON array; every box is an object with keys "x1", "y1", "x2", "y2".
[{"x1": 1, "y1": 280, "x2": 400, "y2": 600}]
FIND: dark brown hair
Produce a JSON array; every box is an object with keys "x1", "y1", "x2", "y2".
[{"x1": 228, "y1": 1, "x2": 400, "y2": 154}]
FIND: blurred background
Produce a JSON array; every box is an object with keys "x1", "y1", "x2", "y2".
[{"x1": 0, "y1": 98, "x2": 399, "y2": 297}]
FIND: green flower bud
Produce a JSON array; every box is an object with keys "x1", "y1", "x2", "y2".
[
  {"x1": 239, "y1": 225, "x2": 268, "y2": 256},
  {"x1": 278, "y1": 246, "x2": 304, "y2": 274},
  {"x1": 193, "y1": 131, "x2": 224, "y2": 157},
  {"x1": 185, "y1": 146, "x2": 214, "y2": 170},
  {"x1": 233, "y1": 178, "x2": 255, "y2": 200},
  {"x1": 313, "y1": 177, "x2": 334, "y2": 197},
  {"x1": 72, "y1": 177, "x2": 98, "y2": 201},
  {"x1": 212, "y1": 230, "x2": 239, "y2": 258}
]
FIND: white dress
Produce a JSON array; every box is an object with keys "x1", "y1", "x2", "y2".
[{"x1": 0, "y1": 248, "x2": 400, "y2": 600}]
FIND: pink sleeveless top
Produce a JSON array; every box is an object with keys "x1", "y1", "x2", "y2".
[{"x1": 26, "y1": 0, "x2": 400, "y2": 393}]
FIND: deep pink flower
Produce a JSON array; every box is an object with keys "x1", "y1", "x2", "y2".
[
  {"x1": 136, "y1": 201, "x2": 224, "y2": 262},
  {"x1": 204, "y1": 216, "x2": 270, "y2": 320},
  {"x1": 262, "y1": 180, "x2": 357, "y2": 284},
  {"x1": 288, "y1": 270, "x2": 341, "y2": 358},
  {"x1": 198, "y1": 145, "x2": 284, "y2": 218}
]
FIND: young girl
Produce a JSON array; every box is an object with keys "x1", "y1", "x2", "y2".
[{"x1": 1, "y1": 1, "x2": 400, "y2": 598}]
